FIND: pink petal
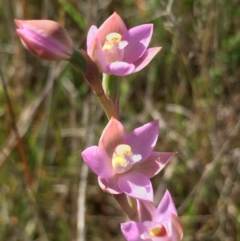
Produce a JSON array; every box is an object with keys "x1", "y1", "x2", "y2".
[
  {"x1": 90, "y1": 12, "x2": 128, "y2": 48},
  {"x1": 99, "y1": 118, "x2": 126, "y2": 157},
  {"x1": 122, "y1": 24, "x2": 153, "y2": 63},
  {"x1": 90, "y1": 37, "x2": 108, "y2": 72},
  {"x1": 106, "y1": 62, "x2": 135, "y2": 76},
  {"x1": 98, "y1": 176, "x2": 122, "y2": 194},
  {"x1": 171, "y1": 214, "x2": 184, "y2": 241},
  {"x1": 133, "y1": 152, "x2": 176, "y2": 178},
  {"x1": 137, "y1": 199, "x2": 156, "y2": 222},
  {"x1": 133, "y1": 47, "x2": 162, "y2": 73},
  {"x1": 86, "y1": 25, "x2": 98, "y2": 51},
  {"x1": 125, "y1": 120, "x2": 159, "y2": 162},
  {"x1": 154, "y1": 190, "x2": 178, "y2": 223},
  {"x1": 81, "y1": 146, "x2": 115, "y2": 178},
  {"x1": 118, "y1": 171, "x2": 153, "y2": 201},
  {"x1": 121, "y1": 221, "x2": 147, "y2": 241}
]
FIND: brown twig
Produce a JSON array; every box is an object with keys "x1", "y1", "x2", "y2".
[{"x1": 0, "y1": 68, "x2": 32, "y2": 186}]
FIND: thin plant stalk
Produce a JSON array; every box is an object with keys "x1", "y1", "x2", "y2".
[{"x1": 0, "y1": 68, "x2": 32, "y2": 187}]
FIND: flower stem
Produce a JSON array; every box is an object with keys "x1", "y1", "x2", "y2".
[
  {"x1": 69, "y1": 51, "x2": 118, "y2": 120},
  {"x1": 97, "y1": 93, "x2": 118, "y2": 120},
  {"x1": 103, "y1": 74, "x2": 120, "y2": 101},
  {"x1": 113, "y1": 194, "x2": 137, "y2": 220},
  {"x1": 102, "y1": 74, "x2": 120, "y2": 119}
]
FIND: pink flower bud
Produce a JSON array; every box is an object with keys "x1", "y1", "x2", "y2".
[{"x1": 15, "y1": 19, "x2": 73, "y2": 60}]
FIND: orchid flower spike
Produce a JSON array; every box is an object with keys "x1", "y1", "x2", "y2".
[
  {"x1": 121, "y1": 190, "x2": 184, "y2": 241},
  {"x1": 86, "y1": 12, "x2": 161, "y2": 76},
  {"x1": 15, "y1": 19, "x2": 73, "y2": 61},
  {"x1": 82, "y1": 118, "x2": 175, "y2": 202}
]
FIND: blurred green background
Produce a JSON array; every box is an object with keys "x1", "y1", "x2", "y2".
[{"x1": 1, "y1": 0, "x2": 240, "y2": 240}]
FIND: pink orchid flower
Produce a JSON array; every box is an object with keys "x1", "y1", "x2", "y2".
[
  {"x1": 121, "y1": 190, "x2": 184, "y2": 241},
  {"x1": 86, "y1": 12, "x2": 161, "y2": 76},
  {"x1": 15, "y1": 20, "x2": 73, "y2": 60},
  {"x1": 81, "y1": 118, "x2": 175, "y2": 201}
]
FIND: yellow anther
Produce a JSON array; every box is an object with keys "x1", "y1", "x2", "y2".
[
  {"x1": 106, "y1": 32, "x2": 122, "y2": 43},
  {"x1": 114, "y1": 144, "x2": 132, "y2": 157},
  {"x1": 149, "y1": 226, "x2": 167, "y2": 237},
  {"x1": 102, "y1": 43, "x2": 112, "y2": 50},
  {"x1": 112, "y1": 156, "x2": 127, "y2": 170}
]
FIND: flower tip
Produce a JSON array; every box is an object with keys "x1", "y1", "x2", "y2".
[
  {"x1": 14, "y1": 19, "x2": 21, "y2": 26},
  {"x1": 164, "y1": 189, "x2": 171, "y2": 199},
  {"x1": 162, "y1": 189, "x2": 174, "y2": 204},
  {"x1": 157, "y1": 46, "x2": 162, "y2": 52},
  {"x1": 112, "y1": 11, "x2": 119, "y2": 16},
  {"x1": 14, "y1": 19, "x2": 27, "y2": 30}
]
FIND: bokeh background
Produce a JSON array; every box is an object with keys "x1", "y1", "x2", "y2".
[{"x1": 1, "y1": 0, "x2": 240, "y2": 240}]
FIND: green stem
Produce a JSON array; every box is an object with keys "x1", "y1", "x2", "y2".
[
  {"x1": 103, "y1": 74, "x2": 120, "y2": 101},
  {"x1": 127, "y1": 196, "x2": 138, "y2": 216},
  {"x1": 69, "y1": 49, "x2": 121, "y2": 120},
  {"x1": 97, "y1": 93, "x2": 117, "y2": 120},
  {"x1": 113, "y1": 194, "x2": 137, "y2": 220},
  {"x1": 102, "y1": 74, "x2": 120, "y2": 119}
]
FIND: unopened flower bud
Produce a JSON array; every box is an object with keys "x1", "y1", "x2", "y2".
[{"x1": 15, "y1": 19, "x2": 74, "y2": 61}]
